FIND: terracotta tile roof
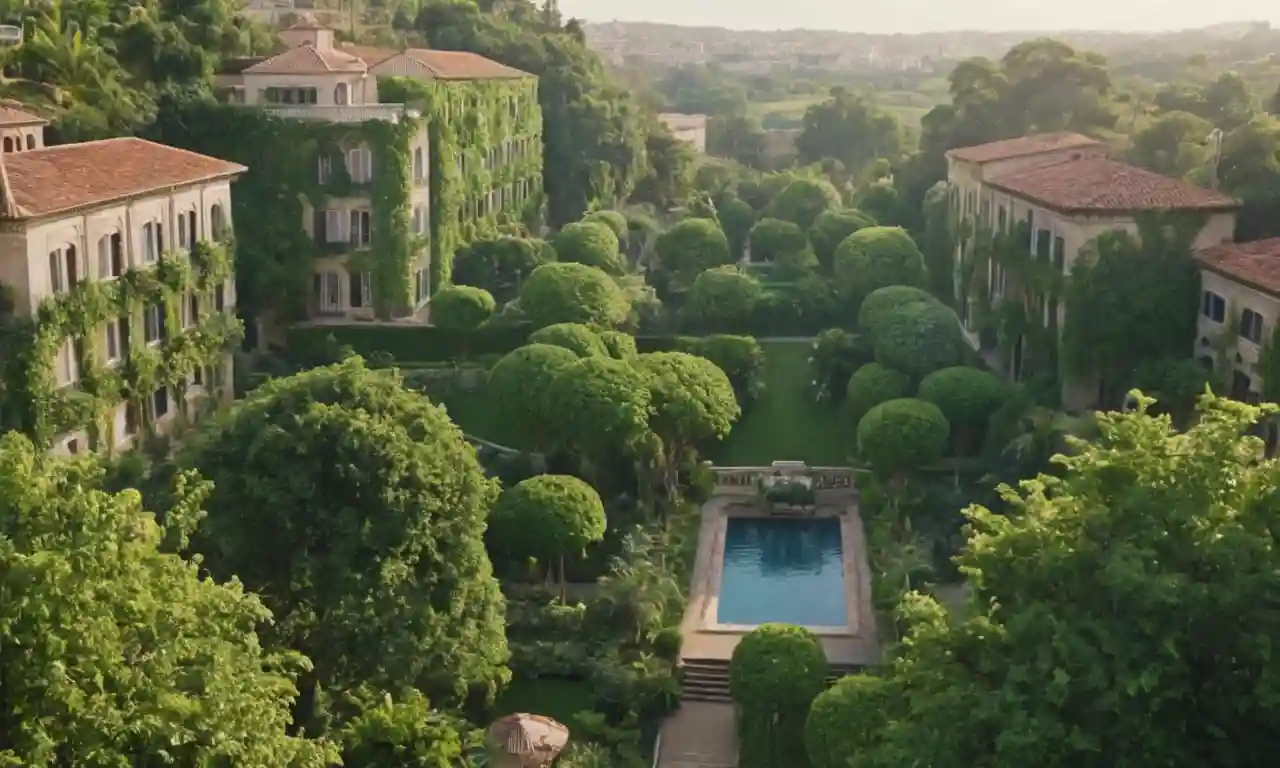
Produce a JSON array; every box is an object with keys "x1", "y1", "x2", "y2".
[
  {"x1": 403, "y1": 49, "x2": 531, "y2": 79},
  {"x1": 1195, "y1": 238, "x2": 1280, "y2": 297},
  {"x1": 1, "y1": 137, "x2": 246, "y2": 220},
  {"x1": 946, "y1": 132, "x2": 1102, "y2": 164},
  {"x1": 986, "y1": 157, "x2": 1239, "y2": 213},
  {"x1": 217, "y1": 56, "x2": 265, "y2": 75},
  {"x1": 339, "y1": 44, "x2": 398, "y2": 67},
  {"x1": 244, "y1": 44, "x2": 366, "y2": 75},
  {"x1": 0, "y1": 104, "x2": 47, "y2": 127}
]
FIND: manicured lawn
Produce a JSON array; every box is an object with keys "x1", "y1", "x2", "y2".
[
  {"x1": 714, "y1": 340, "x2": 851, "y2": 466},
  {"x1": 492, "y1": 676, "x2": 597, "y2": 726}
]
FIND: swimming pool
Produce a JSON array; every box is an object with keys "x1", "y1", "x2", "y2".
[{"x1": 716, "y1": 517, "x2": 847, "y2": 627}]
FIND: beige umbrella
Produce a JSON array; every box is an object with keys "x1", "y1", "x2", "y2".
[{"x1": 487, "y1": 713, "x2": 571, "y2": 767}]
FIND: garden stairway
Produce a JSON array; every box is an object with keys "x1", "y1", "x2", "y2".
[{"x1": 680, "y1": 658, "x2": 867, "y2": 703}]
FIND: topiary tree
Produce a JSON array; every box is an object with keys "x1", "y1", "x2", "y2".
[
  {"x1": 748, "y1": 217, "x2": 808, "y2": 263},
  {"x1": 488, "y1": 475, "x2": 606, "y2": 595},
  {"x1": 917, "y1": 366, "x2": 1008, "y2": 454},
  {"x1": 775, "y1": 246, "x2": 820, "y2": 281},
  {"x1": 846, "y1": 362, "x2": 912, "y2": 423},
  {"x1": 730, "y1": 623, "x2": 828, "y2": 768},
  {"x1": 872, "y1": 301, "x2": 963, "y2": 378},
  {"x1": 547, "y1": 356, "x2": 654, "y2": 461},
  {"x1": 488, "y1": 343, "x2": 581, "y2": 453},
  {"x1": 718, "y1": 193, "x2": 756, "y2": 259},
  {"x1": 682, "y1": 265, "x2": 763, "y2": 333},
  {"x1": 809, "y1": 208, "x2": 876, "y2": 273},
  {"x1": 553, "y1": 221, "x2": 623, "y2": 274},
  {"x1": 833, "y1": 226, "x2": 928, "y2": 304},
  {"x1": 655, "y1": 217, "x2": 732, "y2": 280},
  {"x1": 430, "y1": 284, "x2": 496, "y2": 332},
  {"x1": 680, "y1": 334, "x2": 767, "y2": 405},
  {"x1": 857, "y1": 398, "x2": 950, "y2": 476},
  {"x1": 180, "y1": 358, "x2": 508, "y2": 724},
  {"x1": 599, "y1": 330, "x2": 638, "y2": 361},
  {"x1": 805, "y1": 674, "x2": 892, "y2": 768},
  {"x1": 639, "y1": 351, "x2": 741, "y2": 503},
  {"x1": 766, "y1": 178, "x2": 842, "y2": 230},
  {"x1": 857, "y1": 285, "x2": 941, "y2": 335},
  {"x1": 452, "y1": 236, "x2": 552, "y2": 304},
  {"x1": 854, "y1": 182, "x2": 908, "y2": 228},
  {"x1": 583, "y1": 209, "x2": 629, "y2": 247},
  {"x1": 519, "y1": 262, "x2": 630, "y2": 329},
  {"x1": 0, "y1": 433, "x2": 337, "y2": 767},
  {"x1": 528, "y1": 322, "x2": 607, "y2": 358}
]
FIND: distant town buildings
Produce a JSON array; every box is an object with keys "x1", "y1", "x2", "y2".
[{"x1": 658, "y1": 113, "x2": 707, "y2": 152}]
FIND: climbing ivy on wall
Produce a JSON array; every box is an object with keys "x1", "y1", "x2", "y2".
[
  {"x1": 148, "y1": 99, "x2": 422, "y2": 320},
  {"x1": 0, "y1": 242, "x2": 239, "y2": 451},
  {"x1": 379, "y1": 75, "x2": 544, "y2": 291}
]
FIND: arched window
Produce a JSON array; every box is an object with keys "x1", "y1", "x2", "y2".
[
  {"x1": 25, "y1": 134, "x2": 34, "y2": 150},
  {"x1": 335, "y1": 82, "x2": 349, "y2": 105},
  {"x1": 210, "y1": 204, "x2": 227, "y2": 240},
  {"x1": 3, "y1": 136, "x2": 13, "y2": 152}
]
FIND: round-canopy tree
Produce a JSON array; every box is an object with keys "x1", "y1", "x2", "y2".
[
  {"x1": 488, "y1": 474, "x2": 607, "y2": 595},
  {"x1": 872, "y1": 301, "x2": 963, "y2": 378},
  {"x1": 488, "y1": 343, "x2": 582, "y2": 453},
  {"x1": 0, "y1": 433, "x2": 336, "y2": 767},
  {"x1": 717, "y1": 193, "x2": 756, "y2": 260},
  {"x1": 180, "y1": 359, "x2": 509, "y2": 718},
  {"x1": 519, "y1": 262, "x2": 630, "y2": 329},
  {"x1": 857, "y1": 285, "x2": 941, "y2": 335},
  {"x1": 730, "y1": 624, "x2": 829, "y2": 768},
  {"x1": 547, "y1": 356, "x2": 654, "y2": 460},
  {"x1": 582, "y1": 209, "x2": 629, "y2": 247},
  {"x1": 655, "y1": 217, "x2": 732, "y2": 280},
  {"x1": 846, "y1": 362, "x2": 912, "y2": 423},
  {"x1": 766, "y1": 177, "x2": 842, "y2": 230},
  {"x1": 833, "y1": 226, "x2": 928, "y2": 303},
  {"x1": 430, "y1": 284, "x2": 496, "y2": 332},
  {"x1": 682, "y1": 265, "x2": 763, "y2": 333},
  {"x1": 452, "y1": 236, "x2": 552, "y2": 304},
  {"x1": 528, "y1": 322, "x2": 607, "y2": 358},
  {"x1": 553, "y1": 221, "x2": 624, "y2": 274},
  {"x1": 854, "y1": 182, "x2": 907, "y2": 228},
  {"x1": 856, "y1": 398, "x2": 950, "y2": 475},
  {"x1": 809, "y1": 208, "x2": 876, "y2": 273},
  {"x1": 805, "y1": 674, "x2": 892, "y2": 768},
  {"x1": 748, "y1": 217, "x2": 808, "y2": 263},
  {"x1": 917, "y1": 366, "x2": 1007, "y2": 453},
  {"x1": 639, "y1": 351, "x2": 741, "y2": 501},
  {"x1": 811, "y1": 328, "x2": 872, "y2": 404},
  {"x1": 599, "y1": 330, "x2": 638, "y2": 361}
]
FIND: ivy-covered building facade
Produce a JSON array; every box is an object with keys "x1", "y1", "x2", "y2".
[
  {"x1": 0, "y1": 108, "x2": 244, "y2": 456},
  {"x1": 212, "y1": 21, "x2": 543, "y2": 325},
  {"x1": 946, "y1": 132, "x2": 1240, "y2": 409}
]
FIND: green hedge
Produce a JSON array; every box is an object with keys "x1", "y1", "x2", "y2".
[{"x1": 286, "y1": 324, "x2": 532, "y2": 364}]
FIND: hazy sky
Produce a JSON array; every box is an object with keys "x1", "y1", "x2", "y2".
[{"x1": 560, "y1": 0, "x2": 1280, "y2": 34}]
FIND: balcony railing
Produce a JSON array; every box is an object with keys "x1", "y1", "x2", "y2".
[{"x1": 253, "y1": 103, "x2": 420, "y2": 124}]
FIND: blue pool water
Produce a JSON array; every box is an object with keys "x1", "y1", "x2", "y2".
[{"x1": 717, "y1": 517, "x2": 846, "y2": 627}]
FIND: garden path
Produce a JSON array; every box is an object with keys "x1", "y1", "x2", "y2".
[{"x1": 657, "y1": 701, "x2": 738, "y2": 768}]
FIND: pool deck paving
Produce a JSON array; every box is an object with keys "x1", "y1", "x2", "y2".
[{"x1": 659, "y1": 486, "x2": 879, "y2": 767}]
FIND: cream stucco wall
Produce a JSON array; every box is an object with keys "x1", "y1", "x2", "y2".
[
  {"x1": 1, "y1": 124, "x2": 44, "y2": 153},
  {"x1": 1, "y1": 179, "x2": 238, "y2": 456},
  {"x1": 1196, "y1": 269, "x2": 1280, "y2": 399},
  {"x1": 240, "y1": 71, "x2": 375, "y2": 106}
]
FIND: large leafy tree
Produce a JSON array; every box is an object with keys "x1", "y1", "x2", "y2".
[
  {"x1": 730, "y1": 624, "x2": 828, "y2": 768},
  {"x1": 851, "y1": 395, "x2": 1280, "y2": 767},
  {"x1": 795, "y1": 87, "x2": 904, "y2": 173},
  {"x1": 0, "y1": 433, "x2": 335, "y2": 767},
  {"x1": 1126, "y1": 110, "x2": 1214, "y2": 179},
  {"x1": 487, "y1": 474, "x2": 607, "y2": 592},
  {"x1": 179, "y1": 359, "x2": 509, "y2": 723},
  {"x1": 547, "y1": 355, "x2": 654, "y2": 464},
  {"x1": 766, "y1": 178, "x2": 842, "y2": 231}
]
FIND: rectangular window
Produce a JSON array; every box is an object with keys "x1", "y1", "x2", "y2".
[
  {"x1": 57, "y1": 339, "x2": 79, "y2": 385},
  {"x1": 143, "y1": 222, "x2": 157, "y2": 263},
  {"x1": 325, "y1": 209, "x2": 346, "y2": 243},
  {"x1": 1035, "y1": 229, "x2": 1051, "y2": 259},
  {"x1": 48, "y1": 249, "x2": 63, "y2": 294},
  {"x1": 125, "y1": 402, "x2": 139, "y2": 436},
  {"x1": 1026, "y1": 210, "x2": 1034, "y2": 249},
  {"x1": 215, "y1": 283, "x2": 226, "y2": 313},
  {"x1": 1240, "y1": 308, "x2": 1265, "y2": 344},
  {"x1": 192, "y1": 365, "x2": 204, "y2": 387},
  {"x1": 186, "y1": 292, "x2": 199, "y2": 328},
  {"x1": 105, "y1": 318, "x2": 122, "y2": 363},
  {"x1": 349, "y1": 270, "x2": 364, "y2": 308},
  {"x1": 997, "y1": 205, "x2": 1007, "y2": 232},
  {"x1": 1232, "y1": 370, "x2": 1253, "y2": 401},
  {"x1": 1052, "y1": 236, "x2": 1065, "y2": 273},
  {"x1": 1202, "y1": 291, "x2": 1226, "y2": 323},
  {"x1": 318, "y1": 155, "x2": 332, "y2": 184},
  {"x1": 349, "y1": 209, "x2": 371, "y2": 248},
  {"x1": 188, "y1": 210, "x2": 197, "y2": 244},
  {"x1": 150, "y1": 385, "x2": 169, "y2": 420},
  {"x1": 178, "y1": 212, "x2": 188, "y2": 249},
  {"x1": 144, "y1": 302, "x2": 165, "y2": 344},
  {"x1": 346, "y1": 147, "x2": 372, "y2": 183}
]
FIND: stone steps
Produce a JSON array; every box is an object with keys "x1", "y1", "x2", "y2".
[{"x1": 680, "y1": 658, "x2": 869, "y2": 703}]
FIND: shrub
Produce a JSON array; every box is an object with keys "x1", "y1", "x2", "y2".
[
  {"x1": 730, "y1": 624, "x2": 828, "y2": 768},
  {"x1": 429, "y1": 285, "x2": 496, "y2": 332},
  {"x1": 748, "y1": 217, "x2": 808, "y2": 263},
  {"x1": 718, "y1": 194, "x2": 756, "y2": 259},
  {"x1": 529, "y1": 322, "x2": 608, "y2": 358},
  {"x1": 808, "y1": 209, "x2": 876, "y2": 273},
  {"x1": 857, "y1": 398, "x2": 950, "y2": 474},
  {"x1": 857, "y1": 285, "x2": 940, "y2": 335},
  {"x1": 682, "y1": 266, "x2": 763, "y2": 333},
  {"x1": 766, "y1": 178, "x2": 842, "y2": 230},
  {"x1": 488, "y1": 475, "x2": 607, "y2": 586},
  {"x1": 872, "y1": 302, "x2": 963, "y2": 378},
  {"x1": 553, "y1": 221, "x2": 623, "y2": 274},
  {"x1": 846, "y1": 362, "x2": 912, "y2": 423},
  {"x1": 599, "y1": 330, "x2": 638, "y2": 360},
  {"x1": 656, "y1": 217, "x2": 732, "y2": 279},
  {"x1": 917, "y1": 366, "x2": 1007, "y2": 430},
  {"x1": 487, "y1": 343, "x2": 582, "y2": 453},
  {"x1": 833, "y1": 226, "x2": 927, "y2": 304},
  {"x1": 519, "y1": 262, "x2": 630, "y2": 329},
  {"x1": 583, "y1": 209, "x2": 629, "y2": 245},
  {"x1": 680, "y1": 334, "x2": 766, "y2": 405},
  {"x1": 805, "y1": 674, "x2": 892, "y2": 768},
  {"x1": 774, "y1": 247, "x2": 820, "y2": 281},
  {"x1": 451, "y1": 236, "x2": 551, "y2": 305},
  {"x1": 285, "y1": 324, "x2": 530, "y2": 364}
]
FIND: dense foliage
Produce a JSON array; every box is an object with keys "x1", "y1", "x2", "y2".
[
  {"x1": 429, "y1": 285, "x2": 497, "y2": 331},
  {"x1": 766, "y1": 178, "x2": 842, "y2": 230},
  {"x1": 872, "y1": 302, "x2": 964, "y2": 378},
  {"x1": 730, "y1": 624, "x2": 829, "y2": 768},
  {"x1": 857, "y1": 285, "x2": 942, "y2": 335},
  {"x1": 811, "y1": 328, "x2": 872, "y2": 403},
  {"x1": 487, "y1": 343, "x2": 582, "y2": 452},
  {"x1": 682, "y1": 265, "x2": 764, "y2": 332},
  {"x1": 519, "y1": 262, "x2": 631, "y2": 329},
  {"x1": 805, "y1": 674, "x2": 891, "y2": 768},
  {"x1": 809, "y1": 209, "x2": 877, "y2": 272},
  {"x1": 748, "y1": 217, "x2": 809, "y2": 262},
  {"x1": 640, "y1": 351, "x2": 741, "y2": 499},
  {"x1": 488, "y1": 474, "x2": 607, "y2": 586},
  {"x1": 529, "y1": 322, "x2": 609, "y2": 357},
  {"x1": 180, "y1": 359, "x2": 509, "y2": 723},
  {"x1": 452, "y1": 236, "x2": 553, "y2": 305},
  {"x1": 554, "y1": 220, "x2": 625, "y2": 275},
  {"x1": 834, "y1": 227, "x2": 929, "y2": 304},
  {"x1": 655, "y1": 217, "x2": 733, "y2": 280},
  {"x1": 547, "y1": 356, "x2": 654, "y2": 459},
  {"x1": 847, "y1": 362, "x2": 913, "y2": 423},
  {"x1": 857, "y1": 398, "x2": 950, "y2": 474}
]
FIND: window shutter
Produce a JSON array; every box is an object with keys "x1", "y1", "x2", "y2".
[
  {"x1": 349, "y1": 269, "x2": 362, "y2": 308},
  {"x1": 362, "y1": 271, "x2": 372, "y2": 307},
  {"x1": 326, "y1": 210, "x2": 344, "y2": 243},
  {"x1": 349, "y1": 210, "x2": 360, "y2": 245}
]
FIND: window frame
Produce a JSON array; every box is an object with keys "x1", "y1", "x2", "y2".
[
  {"x1": 1201, "y1": 291, "x2": 1227, "y2": 323},
  {"x1": 1240, "y1": 308, "x2": 1265, "y2": 345}
]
